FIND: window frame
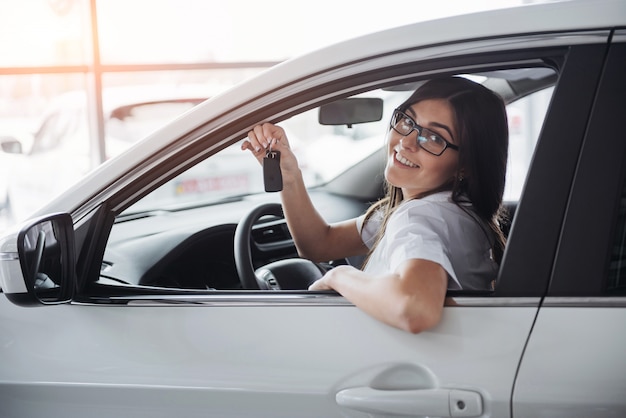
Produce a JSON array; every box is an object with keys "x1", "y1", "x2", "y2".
[
  {"x1": 69, "y1": 34, "x2": 612, "y2": 302},
  {"x1": 547, "y1": 37, "x2": 626, "y2": 297}
]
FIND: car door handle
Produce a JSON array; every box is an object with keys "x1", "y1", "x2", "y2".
[{"x1": 336, "y1": 387, "x2": 483, "y2": 417}]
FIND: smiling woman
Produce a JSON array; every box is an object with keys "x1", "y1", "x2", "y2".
[
  {"x1": 239, "y1": 77, "x2": 508, "y2": 333},
  {"x1": 109, "y1": 71, "x2": 548, "y2": 294},
  {"x1": 385, "y1": 100, "x2": 461, "y2": 196}
]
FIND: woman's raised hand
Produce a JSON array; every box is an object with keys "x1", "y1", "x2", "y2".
[{"x1": 241, "y1": 123, "x2": 301, "y2": 184}]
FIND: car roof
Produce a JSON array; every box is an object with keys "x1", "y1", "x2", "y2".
[{"x1": 32, "y1": 0, "x2": 626, "y2": 221}]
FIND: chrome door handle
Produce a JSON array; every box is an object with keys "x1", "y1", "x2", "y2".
[{"x1": 336, "y1": 387, "x2": 483, "y2": 417}]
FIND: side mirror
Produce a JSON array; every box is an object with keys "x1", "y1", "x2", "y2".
[
  {"x1": 0, "y1": 213, "x2": 75, "y2": 306},
  {"x1": 318, "y1": 98, "x2": 384, "y2": 127},
  {"x1": 0, "y1": 137, "x2": 23, "y2": 154}
]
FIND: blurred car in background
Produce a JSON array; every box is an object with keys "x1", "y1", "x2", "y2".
[{"x1": 0, "y1": 85, "x2": 209, "y2": 222}]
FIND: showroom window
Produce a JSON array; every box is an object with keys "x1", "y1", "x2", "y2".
[{"x1": 0, "y1": 0, "x2": 279, "y2": 230}]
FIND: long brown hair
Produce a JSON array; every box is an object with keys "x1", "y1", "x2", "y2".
[{"x1": 363, "y1": 77, "x2": 509, "y2": 266}]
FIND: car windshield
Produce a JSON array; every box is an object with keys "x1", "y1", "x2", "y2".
[{"x1": 122, "y1": 76, "x2": 552, "y2": 216}]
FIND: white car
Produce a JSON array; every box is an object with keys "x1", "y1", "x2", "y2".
[{"x1": 1, "y1": 1, "x2": 625, "y2": 417}]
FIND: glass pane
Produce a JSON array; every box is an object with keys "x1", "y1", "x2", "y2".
[
  {"x1": 95, "y1": 0, "x2": 529, "y2": 64},
  {"x1": 97, "y1": 0, "x2": 292, "y2": 64},
  {"x1": 101, "y1": 69, "x2": 266, "y2": 157},
  {"x1": 127, "y1": 74, "x2": 553, "y2": 213},
  {"x1": 123, "y1": 81, "x2": 555, "y2": 214},
  {"x1": 0, "y1": 0, "x2": 89, "y2": 66},
  {"x1": 0, "y1": 74, "x2": 88, "y2": 224},
  {"x1": 102, "y1": 69, "x2": 264, "y2": 98},
  {"x1": 504, "y1": 87, "x2": 553, "y2": 201},
  {"x1": 607, "y1": 183, "x2": 626, "y2": 294},
  {"x1": 123, "y1": 88, "x2": 411, "y2": 214},
  {"x1": 105, "y1": 69, "x2": 557, "y2": 290}
]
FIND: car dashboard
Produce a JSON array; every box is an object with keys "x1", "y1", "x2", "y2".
[{"x1": 99, "y1": 190, "x2": 371, "y2": 291}]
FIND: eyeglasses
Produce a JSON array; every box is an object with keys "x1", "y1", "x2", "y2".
[{"x1": 390, "y1": 109, "x2": 459, "y2": 156}]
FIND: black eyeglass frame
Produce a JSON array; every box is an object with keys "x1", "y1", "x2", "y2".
[{"x1": 390, "y1": 108, "x2": 459, "y2": 156}]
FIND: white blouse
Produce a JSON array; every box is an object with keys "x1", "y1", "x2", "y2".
[{"x1": 356, "y1": 191, "x2": 498, "y2": 290}]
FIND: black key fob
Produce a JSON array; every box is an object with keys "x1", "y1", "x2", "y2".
[{"x1": 263, "y1": 150, "x2": 283, "y2": 192}]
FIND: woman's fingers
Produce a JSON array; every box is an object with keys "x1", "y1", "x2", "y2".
[
  {"x1": 244, "y1": 123, "x2": 282, "y2": 151},
  {"x1": 242, "y1": 123, "x2": 298, "y2": 171},
  {"x1": 246, "y1": 126, "x2": 264, "y2": 152},
  {"x1": 308, "y1": 278, "x2": 330, "y2": 291}
]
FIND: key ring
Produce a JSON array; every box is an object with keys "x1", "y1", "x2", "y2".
[{"x1": 266, "y1": 138, "x2": 274, "y2": 157}]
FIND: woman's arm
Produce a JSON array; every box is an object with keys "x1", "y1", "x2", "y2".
[
  {"x1": 242, "y1": 123, "x2": 368, "y2": 262},
  {"x1": 309, "y1": 259, "x2": 448, "y2": 333}
]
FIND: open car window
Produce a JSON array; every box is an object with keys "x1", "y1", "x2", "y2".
[{"x1": 101, "y1": 69, "x2": 556, "y2": 291}]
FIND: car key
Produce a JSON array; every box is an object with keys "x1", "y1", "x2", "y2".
[{"x1": 263, "y1": 148, "x2": 283, "y2": 192}]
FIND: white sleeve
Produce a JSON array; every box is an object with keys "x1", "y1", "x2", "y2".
[
  {"x1": 385, "y1": 203, "x2": 462, "y2": 289},
  {"x1": 356, "y1": 211, "x2": 382, "y2": 249}
]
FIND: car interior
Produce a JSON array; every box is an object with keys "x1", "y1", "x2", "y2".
[{"x1": 90, "y1": 66, "x2": 557, "y2": 296}]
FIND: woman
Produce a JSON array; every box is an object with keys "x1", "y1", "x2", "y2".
[{"x1": 242, "y1": 77, "x2": 509, "y2": 333}]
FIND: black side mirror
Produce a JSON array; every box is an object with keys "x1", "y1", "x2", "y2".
[
  {"x1": 3, "y1": 213, "x2": 75, "y2": 306},
  {"x1": 318, "y1": 98, "x2": 384, "y2": 127}
]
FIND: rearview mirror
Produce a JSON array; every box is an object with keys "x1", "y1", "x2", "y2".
[
  {"x1": 319, "y1": 98, "x2": 384, "y2": 127},
  {"x1": 1, "y1": 213, "x2": 75, "y2": 306}
]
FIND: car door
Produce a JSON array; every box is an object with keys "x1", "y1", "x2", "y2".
[
  {"x1": 512, "y1": 34, "x2": 626, "y2": 417},
  {"x1": 0, "y1": 34, "x2": 611, "y2": 418}
]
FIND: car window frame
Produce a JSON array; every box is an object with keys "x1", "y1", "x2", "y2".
[
  {"x1": 69, "y1": 32, "x2": 612, "y2": 302},
  {"x1": 495, "y1": 41, "x2": 611, "y2": 297},
  {"x1": 546, "y1": 35, "x2": 626, "y2": 297}
]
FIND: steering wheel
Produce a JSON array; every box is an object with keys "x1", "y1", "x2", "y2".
[{"x1": 234, "y1": 203, "x2": 327, "y2": 290}]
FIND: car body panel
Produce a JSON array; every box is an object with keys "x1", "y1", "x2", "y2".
[
  {"x1": 0, "y1": 296, "x2": 539, "y2": 417},
  {"x1": 512, "y1": 35, "x2": 626, "y2": 417},
  {"x1": 496, "y1": 41, "x2": 609, "y2": 296},
  {"x1": 514, "y1": 303, "x2": 626, "y2": 417}
]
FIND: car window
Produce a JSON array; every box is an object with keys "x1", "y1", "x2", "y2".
[
  {"x1": 102, "y1": 71, "x2": 556, "y2": 291},
  {"x1": 607, "y1": 180, "x2": 626, "y2": 295},
  {"x1": 504, "y1": 87, "x2": 553, "y2": 201},
  {"x1": 124, "y1": 84, "x2": 552, "y2": 215}
]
